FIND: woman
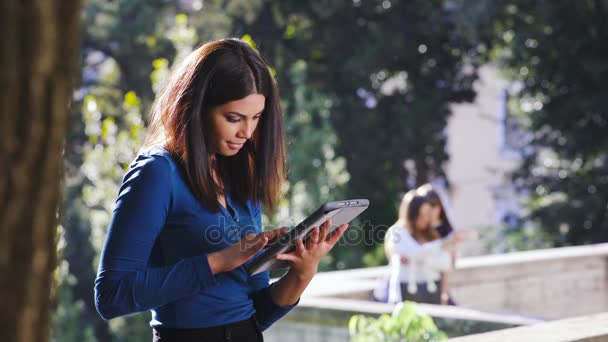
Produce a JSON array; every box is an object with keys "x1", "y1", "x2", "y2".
[
  {"x1": 94, "y1": 38, "x2": 348, "y2": 341},
  {"x1": 384, "y1": 190, "x2": 463, "y2": 304},
  {"x1": 417, "y1": 183, "x2": 458, "y2": 305}
]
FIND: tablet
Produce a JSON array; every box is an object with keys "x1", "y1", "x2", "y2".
[{"x1": 246, "y1": 199, "x2": 369, "y2": 275}]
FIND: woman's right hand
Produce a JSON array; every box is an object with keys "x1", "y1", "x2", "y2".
[{"x1": 207, "y1": 227, "x2": 288, "y2": 274}]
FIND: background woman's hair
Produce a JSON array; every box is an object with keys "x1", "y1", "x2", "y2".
[
  {"x1": 408, "y1": 194, "x2": 440, "y2": 243},
  {"x1": 386, "y1": 190, "x2": 440, "y2": 258},
  {"x1": 417, "y1": 183, "x2": 454, "y2": 230},
  {"x1": 141, "y1": 38, "x2": 285, "y2": 212}
]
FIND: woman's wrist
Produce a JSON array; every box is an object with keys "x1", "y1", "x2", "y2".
[
  {"x1": 289, "y1": 266, "x2": 317, "y2": 282},
  {"x1": 207, "y1": 252, "x2": 223, "y2": 275}
]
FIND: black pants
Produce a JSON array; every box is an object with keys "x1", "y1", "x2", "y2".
[
  {"x1": 400, "y1": 281, "x2": 441, "y2": 305},
  {"x1": 152, "y1": 315, "x2": 263, "y2": 342}
]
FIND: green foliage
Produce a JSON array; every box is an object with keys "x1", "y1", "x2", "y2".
[
  {"x1": 246, "y1": 0, "x2": 485, "y2": 268},
  {"x1": 485, "y1": 1, "x2": 608, "y2": 246},
  {"x1": 58, "y1": 1, "x2": 357, "y2": 339},
  {"x1": 58, "y1": 1, "x2": 571, "y2": 341},
  {"x1": 349, "y1": 302, "x2": 447, "y2": 342},
  {"x1": 52, "y1": 227, "x2": 96, "y2": 342},
  {"x1": 52, "y1": 266, "x2": 96, "y2": 342},
  {"x1": 56, "y1": 2, "x2": 190, "y2": 340}
]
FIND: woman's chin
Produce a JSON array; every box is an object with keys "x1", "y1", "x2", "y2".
[{"x1": 217, "y1": 148, "x2": 240, "y2": 157}]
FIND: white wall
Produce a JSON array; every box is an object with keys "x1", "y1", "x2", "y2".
[{"x1": 445, "y1": 65, "x2": 522, "y2": 255}]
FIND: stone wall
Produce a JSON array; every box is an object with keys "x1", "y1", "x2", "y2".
[
  {"x1": 450, "y1": 243, "x2": 608, "y2": 319},
  {"x1": 301, "y1": 243, "x2": 608, "y2": 319},
  {"x1": 448, "y1": 313, "x2": 608, "y2": 342},
  {"x1": 264, "y1": 243, "x2": 608, "y2": 340}
]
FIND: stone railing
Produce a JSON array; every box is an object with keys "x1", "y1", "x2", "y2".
[
  {"x1": 449, "y1": 243, "x2": 608, "y2": 319},
  {"x1": 301, "y1": 243, "x2": 608, "y2": 319},
  {"x1": 447, "y1": 312, "x2": 608, "y2": 342},
  {"x1": 265, "y1": 243, "x2": 608, "y2": 341}
]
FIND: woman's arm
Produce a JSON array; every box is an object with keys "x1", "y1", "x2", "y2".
[
  {"x1": 95, "y1": 155, "x2": 219, "y2": 319},
  {"x1": 245, "y1": 220, "x2": 347, "y2": 330}
]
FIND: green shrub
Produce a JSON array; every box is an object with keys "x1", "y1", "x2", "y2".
[{"x1": 349, "y1": 301, "x2": 447, "y2": 341}]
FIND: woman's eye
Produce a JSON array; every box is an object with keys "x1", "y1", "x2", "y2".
[
  {"x1": 253, "y1": 115, "x2": 261, "y2": 121},
  {"x1": 226, "y1": 116, "x2": 240, "y2": 123}
]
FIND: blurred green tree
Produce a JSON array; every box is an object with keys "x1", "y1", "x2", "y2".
[
  {"x1": 56, "y1": 1, "x2": 494, "y2": 340},
  {"x1": 486, "y1": 1, "x2": 608, "y2": 246},
  {"x1": 240, "y1": 0, "x2": 485, "y2": 267},
  {"x1": 58, "y1": 2, "x2": 194, "y2": 341}
]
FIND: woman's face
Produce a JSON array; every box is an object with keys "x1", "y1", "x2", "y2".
[
  {"x1": 428, "y1": 202, "x2": 442, "y2": 225},
  {"x1": 209, "y1": 93, "x2": 265, "y2": 156},
  {"x1": 415, "y1": 203, "x2": 432, "y2": 231}
]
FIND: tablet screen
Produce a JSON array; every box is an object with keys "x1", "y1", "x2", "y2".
[{"x1": 246, "y1": 199, "x2": 369, "y2": 275}]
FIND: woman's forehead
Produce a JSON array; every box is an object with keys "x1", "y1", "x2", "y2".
[{"x1": 220, "y1": 93, "x2": 265, "y2": 116}]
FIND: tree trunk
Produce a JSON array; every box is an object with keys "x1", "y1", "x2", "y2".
[{"x1": 0, "y1": 1, "x2": 83, "y2": 341}]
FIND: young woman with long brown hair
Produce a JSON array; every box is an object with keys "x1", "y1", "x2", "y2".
[
  {"x1": 94, "y1": 38, "x2": 348, "y2": 341},
  {"x1": 384, "y1": 190, "x2": 463, "y2": 304}
]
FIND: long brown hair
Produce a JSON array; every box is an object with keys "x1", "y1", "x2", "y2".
[
  {"x1": 398, "y1": 190, "x2": 440, "y2": 243},
  {"x1": 417, "y1": 183, "x2": 453, "y2": 230},
  {"x1": 141, "y1": 38, "x2": 285, "y2": 212},
  {"x1": 385, "y1": 190, "x2": 440, "y2": 258}
]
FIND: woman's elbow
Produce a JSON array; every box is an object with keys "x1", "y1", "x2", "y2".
[
  {"x1": 94, "y1": 282, "x2": 131, "y2": 320},
  {"x1": 95, "y1": 291, "x2": 123, "y2": 320}
]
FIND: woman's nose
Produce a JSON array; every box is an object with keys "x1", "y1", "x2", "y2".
[{"x1": 239, "y1": 121, "x2": 254, "y2": 139}]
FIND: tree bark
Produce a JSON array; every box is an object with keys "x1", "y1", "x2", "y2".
[{"x1": 0, "y1": 1, "x2": 83, "y2": 341}]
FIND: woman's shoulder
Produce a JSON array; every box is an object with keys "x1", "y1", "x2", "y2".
[
  {"x1": 387, "y1": 223, "x2": 408, "y2": 234},
  {"x1": 132, "y1": 145, "x2": 178, "y2": 172},
  {"x1": 387, "y1": 223, "x2": 414, "y2": 240},
  {"x1": 120, "y1": 145, "x2": 180, "y2": 186}
]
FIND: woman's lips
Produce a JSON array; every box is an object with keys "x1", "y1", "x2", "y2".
[{"x1": 227, "y1": 142, "x2": 244, "y2": 150}]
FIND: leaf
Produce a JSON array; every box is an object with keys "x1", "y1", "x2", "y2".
[{"x1": 241, "y1": 34, "x2": 257, "y2": 50}]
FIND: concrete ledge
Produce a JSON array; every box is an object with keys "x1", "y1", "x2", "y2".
[
  {"x1": 296, "y1": 243, "x2": 608, "y2": 319},
  {"x1": 266, "y1": 298, "x2": 526, "y2": 341},
  {"x1": 300, "y1": 297, "x2": 543, "y2": 326},
  {"x1": 454, "y1": 243, "x2": 608, "y2": 269},
  {"x1": 447, "y1": 313, "x2": 608, "y2": 342},
  {"x1": 266, "y1": 244, "x2": 608, "y2": 340}
]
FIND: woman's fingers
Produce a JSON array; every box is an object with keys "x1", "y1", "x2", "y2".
[
  {"x1": 214, "y1": 233, "x2": 268, "y2": 274},
  {"x1": 318, "y1": 220, "x2": 330, "y2": 242},
  {"x1": 262, "y1": 227, "x2": 288, "y2": 241},
  {"x1": 275, "y1": 253, "x2": 297, "y2": 262},
  {"x1": 295, "y1": 237, "x2": 306, "y2": 255},
  {"x1": 242, "y1": 233, "x2": 268, "y2": 255},
  {"x1": 326, "y1": 224, "x2": 348, "y2": 246},
  {"x1": 276, "y1": 238, "x2": 306, "y2": 262},
  {"x1": 241, "y1": 232, "x2": 258, "y2": 248}
]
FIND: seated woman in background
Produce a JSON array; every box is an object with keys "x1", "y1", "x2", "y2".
[
  {"x1": 384, "y1": 190, "x2": 463, "y2": 304},
  {"x1": 417, "y1": 183, "x2": 458, "y2": 305}
]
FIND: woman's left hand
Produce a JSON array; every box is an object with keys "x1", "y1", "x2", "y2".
[{"x1": 275, "y1": 220, "x2": 348, "y2": 279}]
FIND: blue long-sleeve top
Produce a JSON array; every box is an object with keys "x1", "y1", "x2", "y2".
[{"x1": 94, "y1": 145, "x2": 296, "y2": 330}]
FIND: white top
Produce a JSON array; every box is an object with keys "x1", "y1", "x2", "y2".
[{"x1": 385, "y1": 223, "x2": 451, "y2": 302}]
